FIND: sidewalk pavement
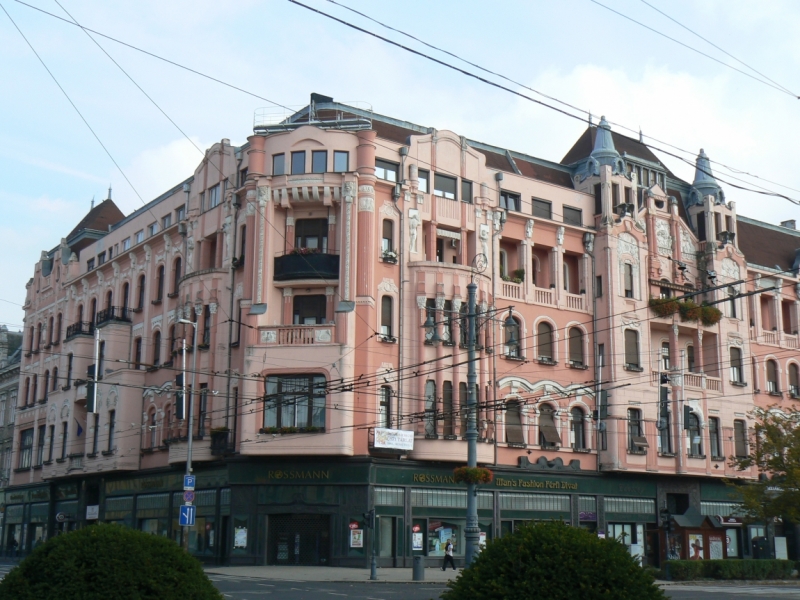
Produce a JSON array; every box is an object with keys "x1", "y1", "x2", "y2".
[{"x1": 205, "y1": 565, "x2": 459, "y2": 583}]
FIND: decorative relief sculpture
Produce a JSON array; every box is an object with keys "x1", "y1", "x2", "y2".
[
  {"x1": 617, "y1": 233, "x2": 639, "y2": 263},
  {"x1": 655, "y1": 219, "x2": 673, "y2": 257},
  {"x1": 556, "y1": 226, "x2": 565, "y2": 246},
  {"x1": 680, "y1": 228, "x2": 696, "y2": 256},
  {"x1": 479, "y1": 224, "x2": 490, "y2": 259},
  {"x1": 526, "y1": 219, "x2": 534, "y2": 239}
]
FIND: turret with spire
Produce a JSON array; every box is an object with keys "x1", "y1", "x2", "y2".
[
  {"x1": 689, "y1": 149, "x2": 724, "y2": 205},
  {"x1": 581, "y1": 116, "x2": 625, "y2": 179}
]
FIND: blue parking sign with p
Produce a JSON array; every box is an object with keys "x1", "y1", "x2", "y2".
[
  {"x1": 179, "y1": 505, "x2": 196, "y2": 526},
  {"x1": 183, "y1": 475, "x2": 196, "y2": 490}
]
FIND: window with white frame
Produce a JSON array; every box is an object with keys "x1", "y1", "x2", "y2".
[{"x1": 263, "y1": 374, "x2": 326, "y2": 429}]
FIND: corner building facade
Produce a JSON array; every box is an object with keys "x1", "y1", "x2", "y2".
[{"x1": 8, "y1": 97, "x2": 797, "y2": 566}]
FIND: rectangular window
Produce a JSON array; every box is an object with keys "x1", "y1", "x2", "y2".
[
  {"x1": 381, "y1": 219, "x2": 393, "y2": 253},
  {"x1": 87, "y1": 258, "x2": 95, "y2": 271},
  {"x1": 239, "y1": 167, "x2": 248, "y2": 187},
  {"x1": 176, "y1": 205, "x2": 185, "y2": 222},
  {"x1": 291, "y1": 151, "x2": 306, "y2": 175},
  {"x1": 595, "y1": 275, "x2": 603, "y2": 298},
  {"x1": 148, "y1": 222, "x2": 159, "y2": 237},
  {"x1": 563, "y1": 206, "x2": 582, "y2": 227},
  {"x1": 36, "y1": 424, "x2": 45, "y2": 466},
  {"x1": 734, "y1": 420, "x2": 747, "y2": 457},
  {"x1": 134, "y1": 338, "x2": 143, "y2": 369},
  {"x1": 198, "y1": 384, "x2": 208, "y2": 436},
  {"x1": 92, "y1": 413, "x2": 99, "y2": 455},
  {"x1": 612, "y1": 183, "x2": 620, "y2": 209},
  {"x1": 594, "y1": 184, "x2": 602, "y2": 215},
  {"x1": 202, "y1": 305, "x2": 211, "y2": 346},
  {"x1": 628, "y1": 409, "x2": 647, "y2": 451},
  {"x1": 375, "y1": 159, "x2": 398, "y2": 183},
  {"x1": 272, "y1": 154, "x2": 286, "y2": 176},
  {"x1": 108, "y1": 410, "x2": 116, "y2": 452},
  {"x1": 208, "y1": 184, "x2": 220, "y2": 208},
  {"x1": 659, "y1": 412, "x2": 672, "y2": 454},
  {"x1": 162, "y1": 214, "x2": 172, "y2": 229},
  {"x1": 97, "y1": 251, "x2": 106, "y2": 266},
  {"x1": 500, "y1": 191, "x2": 520, "y2": 212},
  {"x1": 730, "y1": 348, "x2": 744, "y2": 383},
  {"x1": 199, "y1": 192, "x2": 205, "y2": 211},
  {"x1": 624, "y1": 329, "x2": 640, "y2": 368},
  {"x1": 532, "y1": 198, "x2": 552, "y2": 219},
  {"x1": 293, "y1": 295, "x2": 327, "y2": 325},
  {"x1": 263, "y1": 374, "x2": 326, "y2": 429},
  {"x1": 311, "y1": 150, "x2": 327, "y2": 174},
  {"x1": 135, "y1": 230, "x2": 144, "y2": 244},
  {"x1": 623, "y1": 263, "x2": 634, "y2": 298},
  {"x1": 61, "y1": 421, "x2": 68, "y2": 459},
  {"x1": 461, "y1": 180, "x2": 473, "y2": 203},
  {"x1": 433, "y1": 173, "x2": 457, "y2": 200},
  {"x1": 48, "y1": 424, "x2": 55, "y2": 462},
  {"x1": 122, "y1": 237, "x2": 131, "y2": 250},
  {"x1": 709, "y1": 417, "x2": 721, "y2": 458},
  {"x1": 19, "y1": 428, "x2": 34, "y2": 468},
  {"x1": 417, "y1": 169, "x2": 429, "y2": 193},
  {"x1": 333, "y1": 151, "x2": 349, "y2": 173}
]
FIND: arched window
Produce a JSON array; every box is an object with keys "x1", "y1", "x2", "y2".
[
  {"x1": 767, "y1": 359, "x2": 779, "y2": 393},
  {"x1": 505, "y1": 317, "x2": 521, "y2": 358},
  {"x1": 173, "y1": 258, "x2": 182, "y2": 294},
  {"x1": 23, "y1": 378, "x2": 30, "y2": 405},
  {"x1": 153, "y1": 331, "x2": 162, "y2": 366},
  {"x1": 28, "y1": 326, "x2": 34, "y2": 353},
  {"x1": 443, "y1": 381, "x2": 454, "y2": 436},
  {"x1": 568, "y1": 327, "x2": 584, "y2": 366},
  {"x1": 155, "y1": 265, "x2": 165, "y2": 302},
  {"x1": 789, "y1": 363, "x2": 800, "y2": 398},
  {"x1": 122, "y1": 282, "x2": 130, "y2": 310},
  {"x1": 505, "y1": 400, "x2": 524, "y2": 444},
  {"x1": 31, "y1": 375, "x2": 38, "y2": 406},
  {"x1": 687, "y1": 412, "x2": 702, "y2": 457},
  {"x1": 380, "y1": 296, "x2": 393, "y2": 338},
  {"x1": 134, "y1": 337, "x2": 143, "y2": 369},
  {"x1": 52, "y1": 367, "x2": 59, "y2": 391},
  {"x1": 571, "y1": 407, "x2": 585, "y2": 450},
  {"x1": 169, "y1": 325, "x2": 177, "y2": 357},
  {"x1": 137, "y1": 275, "x2": 146, "y2": 309},
  {"x1": 36, "y1": 323, "x2": 42, "y2": 350},
  {"x1": 90, "y1": 298, "x2": 97, "y2": 324},
  {"x1": 55, "y1": 313, "x2": 62, "y2": 345},
  {"x1": 538, "y1": 404, "x2": 559, "y2": 448},
  {"x1": 627, "y1": 408, "x2": 646, "y2": 452},
  {"x1": 687, "y1": 345, "x2": 695, "y2": 373},
  {"x1": 537, "y1": 322, "x2": 553, "y2": 361},
  {"x1": 105, "y1": 290, "x2": 113, "y2": 309},
  {"x1": 77, "y1": 304, "x2": 84, "y2": 324},
  {"x1": 424, "y1": 380, "x2": 436, "y2": 436},
  {"x1": 624, "y1": 329, "x2": 640, "y2": 369},
  {"x1": 379, "y1": 386, "x2": 391, "y2": 429},
  {"x1": 47, "y1": 316, "x2": 54, "y2": 346},
  {"x1": 42, "y1": 371, "x2": 50, "y2": 401}
]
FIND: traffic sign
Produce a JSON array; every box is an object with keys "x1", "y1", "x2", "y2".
[
  {"x1": 183, "y1": 490, "x2": 195, "y2": 504},
  {"x1": 179, "y1": 505, "x2": 196, "y2": 527},
  {"x1": 183, "y1": 475, "x2": 196, "y2": 491}
]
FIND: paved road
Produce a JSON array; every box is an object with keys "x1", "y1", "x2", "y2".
[
  {"x1": 665, "y1": 585, "x2": 800, "y2": 599},
  {"x1": 209, "y1": 574, "x2": 448, "y2": 600},
  {"x1": 208, "y1": 574, "x2": 800, "y2": 600}
]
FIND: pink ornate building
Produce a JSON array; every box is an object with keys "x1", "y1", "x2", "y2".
[{"x1": 7, "y1": 96, "x2": 797, "y2": 566}]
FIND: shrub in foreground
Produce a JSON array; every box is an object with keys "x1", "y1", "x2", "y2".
[
  {"x1": 0, "y1": 523, "x2": 222, "y2": 600},
  {"x1": 665, "y1": 558, "x2": 794, "y2": 581},
  {"x1": 441, "y1": 521, "x2": 665, "y2": 600}
]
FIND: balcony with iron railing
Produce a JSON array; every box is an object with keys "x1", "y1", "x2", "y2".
[
  {"x1": 96, "y1": 306, "x2": 133, "y2": 326},
  {"x1": 65, "y1": 321, "x2": 95, "y2": 341},
  {"x1": 274, "y1": 250, "x2": 340, "y2": 282}
]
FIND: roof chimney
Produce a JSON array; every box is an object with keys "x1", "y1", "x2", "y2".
[{"x1": 780, "y1": 219, "x2": 796, "y2": 230}]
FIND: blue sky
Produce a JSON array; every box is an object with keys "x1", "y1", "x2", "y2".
[{"x1": 1, "y1": 0, "x2": 799, "y2": 328}]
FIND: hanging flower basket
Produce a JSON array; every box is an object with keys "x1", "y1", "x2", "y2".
[
  {"x1": 648, "y1": 297, "x2": 679, "y2": 318},
  {"x1": 678, "y1": 300, "x2": 702, "y2": 322},
  {"x1": 700, "y1": 304, "x2": 723, "y2": 326},
  {"x1": 453, "y1": 466, "x2": 494, "y2": 485}
]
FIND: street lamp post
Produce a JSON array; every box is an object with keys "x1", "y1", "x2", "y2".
[
  {"x1": 464, "y1": 281, "x2": 480, "y2": 567},
  {"x1": 178, "y1": 318, "x2": 198, "y2": 552}
]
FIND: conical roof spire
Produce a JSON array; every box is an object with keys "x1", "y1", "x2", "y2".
[
  {"x1": 590, "y1": 116, "x2": 621, "y2": 167},
  {"x1": 690, "y1": 149, "x2": 724, "y2": 205}
]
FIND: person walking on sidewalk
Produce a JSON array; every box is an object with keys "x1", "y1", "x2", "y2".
[{"x1": 441, "y1": 539, "x2": 456, "y2": 571}]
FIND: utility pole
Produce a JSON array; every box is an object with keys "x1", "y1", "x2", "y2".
[
  {"x1": 178, "y1": 318, "x2": 198, "y2": 551},
  {"x1": 464, "y1": 280, "x2": 479, "y2": 567}
]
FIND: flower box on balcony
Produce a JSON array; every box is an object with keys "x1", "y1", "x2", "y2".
[{"x1": 381, "y1": 250, "x2": 398, "y2": 264}]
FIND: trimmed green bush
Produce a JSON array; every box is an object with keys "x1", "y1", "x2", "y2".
[
  {"x1": 0, "y1": 523, "x2": 222, "y2": 600},
  {"x1": 665, "y1": 559, "x2": 794, "y2": 581},
  {"x1": 441, "y1": 521, "x2": 665, "y2": 600}
]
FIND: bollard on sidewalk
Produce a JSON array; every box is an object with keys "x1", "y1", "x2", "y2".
[{"x1": 412, "y1": 556, "x2": 425, "y2": 581}]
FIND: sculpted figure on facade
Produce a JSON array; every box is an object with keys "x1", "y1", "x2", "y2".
[
  {"x1": 479, "y1": 224, "x2": 489, "y2": 259},
  {"x1": 408, "y1": 209, "x2": 420, "y2": 253}
]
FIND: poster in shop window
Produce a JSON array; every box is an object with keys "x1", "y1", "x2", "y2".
[
  {"x1": 688, "y1": 534, "x2": 704, "y2": 560},
  {"x1": 708, "y1": 535, "x2": 724, "y2": 560},
  {"x1": 412, "y1": 532, "x2": 423, "y2": 551},
  {"x1": 234, "y1": 527, "x2": 247, "y2": 549},
  {"x1": 350, "y1": 529, "x2": 364, "y2": 548}
]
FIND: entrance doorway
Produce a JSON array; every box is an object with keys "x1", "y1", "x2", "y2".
[{"x1": 267, "y1": 514, "x2": 330, "y2": 566}]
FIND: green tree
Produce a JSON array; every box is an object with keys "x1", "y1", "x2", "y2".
[
  {"x1": 0, "y1": 523, "x2": 222, "y2": 600},
  {"x1": 441, "y1": 521, "x2": 664, "y2": 600},
  {"x1": 729, "y1": 406, "x2": 800, "y2": 522}
]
